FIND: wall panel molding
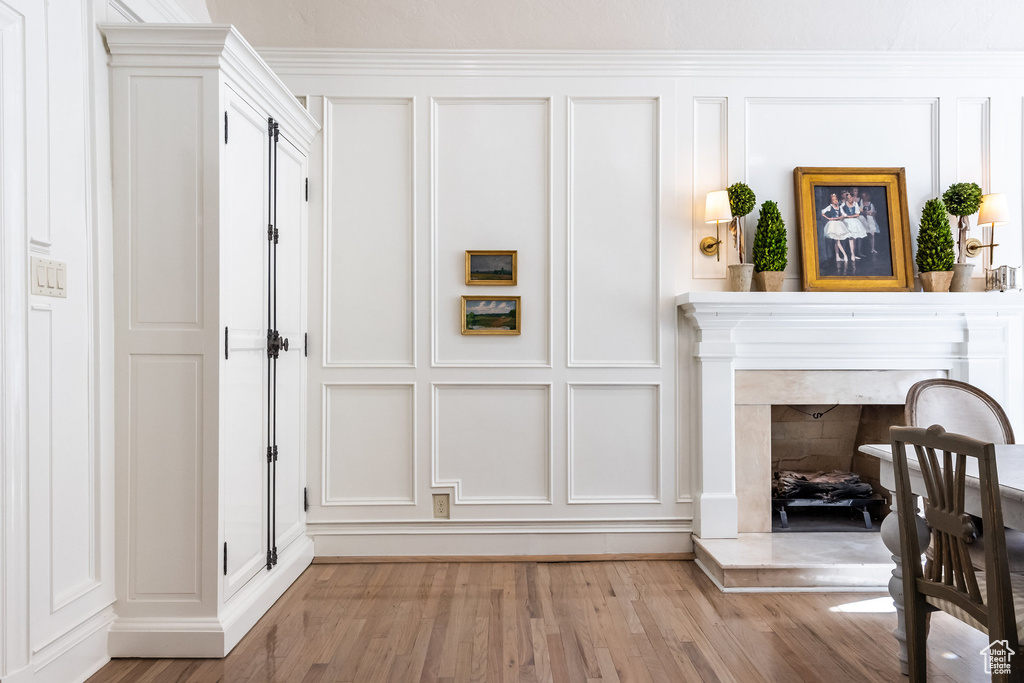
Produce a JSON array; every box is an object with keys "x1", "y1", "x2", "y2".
[
  {"x1": 430, "y1": 97, "x2": 552, "y2": 368},
  {"x1": 567, "y1": 383, "x2": 661, "y2": 504},
  {"x1": 323, "y1": 96, "x2": 416, "y2": 367},
  {"x1": 744, "y1": 97, "x2": 941, "y2": 196},
  {"x1": 568, "y1": 96, "x2": 660, "y2": 367},
  {"x1": 432, "y1": 383, "x2": 552, "y2": 504},
  {"x1": 322, "y1": 383, "x2": 416, "y2": 506},
  {"x1": 691, "y1": 97, "x2": 727, "y2": 280}
]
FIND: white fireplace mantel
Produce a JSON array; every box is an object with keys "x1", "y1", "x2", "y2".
[{"x1": 677, "y1": 291, "x2": 1024, "y2": 539}]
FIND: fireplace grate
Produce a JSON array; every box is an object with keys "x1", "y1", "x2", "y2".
[{"x1": 773, "y1": 495, "x2": 884, "y2": 530}]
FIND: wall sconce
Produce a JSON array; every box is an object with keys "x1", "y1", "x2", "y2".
[
  {"x1": 966, "y1": 192, "x2": 1008, "y2": 263},
  {"x1": 701, "y1": 190, "x2": 732, "y2": 262},
  {"x1": 971, "y1": 193, "x2": 1019, "y2": 291}
]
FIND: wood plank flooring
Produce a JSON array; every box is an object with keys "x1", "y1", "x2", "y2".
[{"x1": 87, "y1": 560, "x2": 991, "y2": 682}]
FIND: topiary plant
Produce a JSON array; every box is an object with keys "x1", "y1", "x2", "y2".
[
  {"x1": 726, "y1": 182, "x2": 756, "y2": 264},
  {"x1": 916, "y1": 197, "x2": 955, "y2": 273},
  {"x1": 752, "y1": 200, "x2": 787, "y2": 272},
  {"x1": 942, "y1": 182, "x2": 983, "y2": 263}
]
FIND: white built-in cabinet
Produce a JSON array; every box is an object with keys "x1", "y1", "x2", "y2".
[{"x1": 104, "y1": 24, "x2": 318, "y2": 657}]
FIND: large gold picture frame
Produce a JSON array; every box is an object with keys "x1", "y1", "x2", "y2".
[
  {"x1": 794, "y1": 167, "x2": 914, "y2": 292},
  {"x1": 461, "y1": 296, "x2": 521, "y2": 335}
]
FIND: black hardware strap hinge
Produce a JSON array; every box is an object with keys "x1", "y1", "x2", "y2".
[
  {"x1": 271, "y1": 547, "x2": 278, "y2": 566},
  {"x1": 224, "y1": 111, "x2": 228, "y2": 144},
  {"x1": 267, "y1": 224, "x2": 278, "y2": 243},
  {"x1": 273, "y1": 445, "x2": 278, "y2": 462},
  {"x1": 267, "y1": 329, "x2": 289, "y2": 359},
  {"x1": 266, "y1": 550, "x2": 273, "y2": 570},
  {"x1": 266, "y1": 446, "x2": 274, "y2": 463},
  {"x1": 223, "y1": 542, "x2": 228, "y2": 575},
  {"x1": 303, "y1": 487, "x2": 308, "y2": 512},
  {"x1": 224, "y1": 326, "x2": 229, "y2": 360},
  {"x1": 267, "y1": 117, "x2": 276, "y2": 137}
]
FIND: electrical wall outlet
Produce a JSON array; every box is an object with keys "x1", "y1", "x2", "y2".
[{"x1": 432, "y1": 493, "x2": 450, "y2": 519}]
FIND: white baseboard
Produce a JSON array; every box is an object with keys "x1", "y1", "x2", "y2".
[
  {"x1": 308, "y1": 519, "x2": 693, "y2": 557},
  {"x1": 0, "y1": 607, "x2": 115, "y2": 683},
  {"x1": 108, "y1": 536, "x2": 314, "y2": 658}
]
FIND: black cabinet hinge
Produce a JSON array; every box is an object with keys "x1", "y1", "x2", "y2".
[
  {"x1": 266, "y1": 549, "x2": 273, "y2": 570},
  {"x1": 267, "y1": 223, "x2": 278, "y2": 243},
  {"x1": 223, "y1": 542, "x2": 228, "y2": 575},
  {"x1": 305, "y1": 178, "x2": 308, "y2": 202},
  {"x1": 304, "y1": 332, "x2": 308, "y2": 357},
  {"x1": 224, "y1": 111, "x2": 228, "y2": 144},
  {"x1": 224, "y1": 326, "x2": 229, "y2": 359},
  {"x1": 303, "y1": 487, "x2": 308, "y2": 512},
  {"x1": 266, "y1": 445, "x2": 274, "y2": 463},
  {"x1": 272, "y1": 547, "x2": 278, "y2": 566}
]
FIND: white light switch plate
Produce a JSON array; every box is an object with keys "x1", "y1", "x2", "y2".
[{"x1": 31, "y1": 257, "x2": 67, "y2": 298}]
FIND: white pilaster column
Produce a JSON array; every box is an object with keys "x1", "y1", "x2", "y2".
[{"x1": 692, "y1": 327, "x2": 738, "y2": 538}]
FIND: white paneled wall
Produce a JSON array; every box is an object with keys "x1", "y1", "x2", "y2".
[{"x1": 266, "y1": 51, "x2": 1024, "y2": 557}]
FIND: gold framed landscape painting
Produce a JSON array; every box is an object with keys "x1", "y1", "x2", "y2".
[
  {"x1": 461, "y1": 296, "x2": 521, "y2": 335},
  {"x1": 466, "y1": 250, "x2": 517, "y2": 285},
  {"x1": 794, "y1": 167, "x2": 914, "y2": 292}
]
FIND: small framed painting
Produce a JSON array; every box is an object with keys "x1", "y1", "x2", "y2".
[
  {"x1": 461, "y1": 296, "x2": 521, "y2": 335},
  {"x1": 466, "y1": 250, "x2": 517, "y2": 285},
  {"x1": 794, "y1": 167, "x2": 914, "y2": 292}
]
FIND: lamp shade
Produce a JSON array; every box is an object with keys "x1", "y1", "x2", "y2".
[
  {"x1": 705, "y1": 190, "x2": 732, "y2": 224},
  {"x1": 978, "y1": 193, "x2": 1010, "y2": 227}
]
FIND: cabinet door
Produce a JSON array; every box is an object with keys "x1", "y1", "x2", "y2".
[
  {"x1": 273, "y1": 133, "x2": 307, "y2": 552},
  {"x1": 220, "y1": 88, "x2": 269, "y2": 599}
]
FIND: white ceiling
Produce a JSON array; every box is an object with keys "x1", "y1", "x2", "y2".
[{"x1": 206, "y1": 0, "x2": 1024, "y2": 50}]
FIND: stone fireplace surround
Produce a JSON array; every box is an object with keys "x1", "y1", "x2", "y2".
[{"x1": 678, "y1": 292, "x2": 1024, "y2": 540}]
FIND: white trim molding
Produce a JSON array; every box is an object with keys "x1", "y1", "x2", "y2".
[{"x1": 260, "y1": 49, "x2": 1024, "y2": 80}]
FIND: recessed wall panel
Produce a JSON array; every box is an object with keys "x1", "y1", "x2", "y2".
[
  {"x1": 324, "y1": 384, "x2": 415, "y2": 505},
  {"x1": 693, "y1": 98, "x2": 728, "y2": 279},
  {"x1": 569, "y1": 384, "x2": 660, "y2": 503},
  {"x1": 131, "y1": 76, "x2": 202, "y2": 328},
  {"x1": 130, "y1": 356, "x2": 201, "y2": 597},
  {"x1": 569, "y1": 98, "x2": 659, "y2": 366},
  {"x1": 434, "y1": 384, "x2": 550, "y2": 503},
  {"x1": 746, "y1": 97, "x2": 938, "y2": 281},
  {"x1": 326, "y1": 98, "x2": 414, "y2": 366},
  {"x1": 433, "y1": 98, "x2": 550, "y2": 366}
]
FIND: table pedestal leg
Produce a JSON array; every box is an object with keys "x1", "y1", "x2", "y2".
[{"x1": 880, "y1": 497, "x2": 930, "y2": 676}]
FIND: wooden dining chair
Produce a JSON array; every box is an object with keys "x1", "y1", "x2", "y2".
[
  {"x1": 906, "y1": 378, "x2": 1021, "y2": 568},
  {"x1": 906, "y1": 379, "x2": 1015, "y2": 445},
  {"x1": 891, "y1": 424, "x2": 1024, "y2": 682}
]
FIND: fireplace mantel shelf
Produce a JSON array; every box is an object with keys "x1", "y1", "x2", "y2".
[{"x1": 677, "y1": 290, "x2": 1024, "y2": 319}]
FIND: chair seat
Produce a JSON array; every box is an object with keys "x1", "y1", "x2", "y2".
[
  {"x1": 926, "y1": 571, "x2": 1024, "y2": 638},
  {"x1": 967, "y1": 527, "x2": 1024, "y2": 574}
]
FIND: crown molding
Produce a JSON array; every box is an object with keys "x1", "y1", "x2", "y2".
[
  {"x1": 258, "y1": 48, "x2": 1024, "y2": 80},
  {"x1": 102, "y1": 24, "x2": 320, "y2": 146}
]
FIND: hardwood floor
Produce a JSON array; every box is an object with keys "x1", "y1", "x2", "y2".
[{"x1": 87, "y1": 560, "x2": 990, "y2": 682}]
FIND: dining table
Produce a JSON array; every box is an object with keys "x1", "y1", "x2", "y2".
[{"x1": 858, "y1": 442, "x2": 1024, "y2": 676}]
